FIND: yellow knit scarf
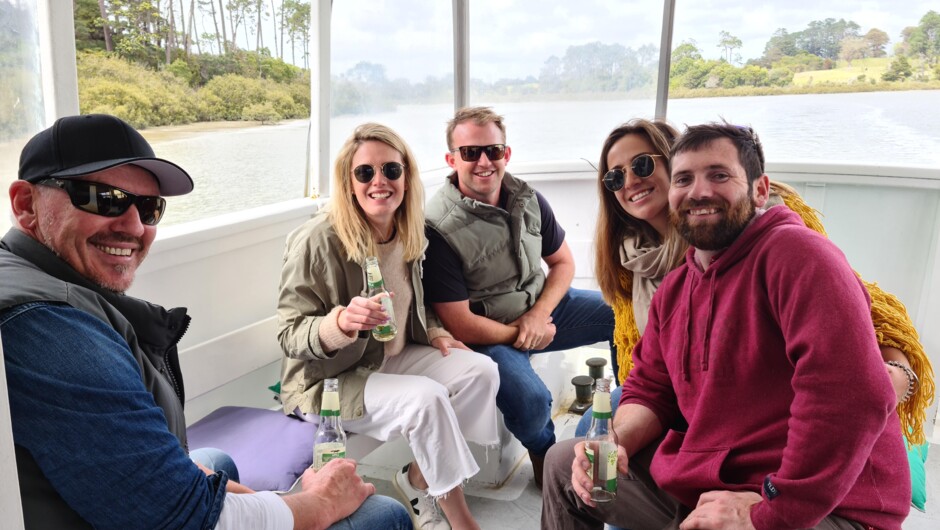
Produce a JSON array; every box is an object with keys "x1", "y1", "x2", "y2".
[{"x1": 613, "y1": 182, "x2": 935, "y2": 445}]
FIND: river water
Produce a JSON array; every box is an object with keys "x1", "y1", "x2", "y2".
[{"x1": 123, "y1": 89, "x2": 940, "y2": 226}]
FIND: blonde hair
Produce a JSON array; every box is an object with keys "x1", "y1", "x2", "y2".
[
  {"x1": 446, "y1": 106, "x2": 507, "y2": 151},
  {"x1": 594, "y1": 118, "x2": 680, "y2": 305},
  {"x1": 329, "y1": 123, "x2": 425, "y2": 264}
]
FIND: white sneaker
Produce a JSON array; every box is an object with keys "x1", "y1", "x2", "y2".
[{"x1": 393, "y1": 464, "x2": 450, "y2": 529}]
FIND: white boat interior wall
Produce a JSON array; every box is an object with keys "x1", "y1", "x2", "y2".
[{"x1": 131, "y1": 198, "x2": 320, "y2": 423}]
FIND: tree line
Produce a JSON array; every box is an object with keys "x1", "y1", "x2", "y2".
[
  {"x1": 335, "y1": 12, "x2": 940, "y2": 115},
  {"x1": 75, "y1": 0, "x2": 311, "y2": 69},
  {"x1": 3, "y1": 3, "x2": 939, "y2": 140}
]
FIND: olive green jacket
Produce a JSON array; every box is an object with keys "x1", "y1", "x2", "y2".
[
  {"x1": 277, "y1": 212, "x2": 438, "y2": 419},
  {"x1": 425, "y1": 172, "x2": 545, "y2": 323}
]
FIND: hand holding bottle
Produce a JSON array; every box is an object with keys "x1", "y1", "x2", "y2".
[
  {"x1": 337, "y1": 292, "x2": 395, "y2": 333},
  {"x1": 572, "y1": 377, "x2": 628, "y2": 507},
  {"x1": 584, "y1": 377, "x2": 619, "y2": 502},
  {"x1": 282, "y1": 459, "x2": 375, "y2": 529},
  {"x1": 364, "y1": 256, "x2": 397, "y2": 341},
  {"x1": 571, "y1": 440, "x2": 628, "y2": 508}
]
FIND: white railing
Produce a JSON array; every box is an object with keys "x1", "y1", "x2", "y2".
[{"x1": 130, "y1": 198, "x2": 322, "y2": 422}]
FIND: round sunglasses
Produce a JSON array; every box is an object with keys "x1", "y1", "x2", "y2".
[
  {"x1": 603, "y1": 154, "x2": 664, "y2": 192},
  {"x1": 39, "y1": 178, "x2": 166, "y2": 225},
  {"x1": 353, "y1": 162, "x2": 405, "y2": 183}
]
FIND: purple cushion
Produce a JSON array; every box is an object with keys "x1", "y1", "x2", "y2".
[{"x1": 187, "y1": 406, "x2": 314, "y2": 491}]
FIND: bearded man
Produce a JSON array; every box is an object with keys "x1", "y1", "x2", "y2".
[{"x1": 541, "y1": 122, "x2": 909, "y2": 530}]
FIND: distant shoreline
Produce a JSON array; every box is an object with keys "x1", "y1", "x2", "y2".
[
  {"x1": 670, "y1": 81, "x2": 940, "y2": 99},
  {"x1": 345, "y1": 83, "x2": 940, "y2": 110},
  {"x1": 128, "y1": 83, "x2": 940, "y2": 137},
  {"x1": 139, "y1": 119, "x2": 309, "y2": 140}
]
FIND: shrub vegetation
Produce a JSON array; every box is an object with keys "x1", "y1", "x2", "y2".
[{"x1": 77, "y1": 51, "x2": 309, "y2": 129}]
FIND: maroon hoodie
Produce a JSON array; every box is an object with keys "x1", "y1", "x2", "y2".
[{"x1": 621, "y1": 206, "x2": 909, "y2": 529}]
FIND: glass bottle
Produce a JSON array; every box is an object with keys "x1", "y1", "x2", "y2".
[
  {"x1": 313, "y1": 378, "x2": 347, "y2": 470},
  {"x1": 364, "y1": 256, "x2": 397, "y2": 342},
  {"x1": 585, "y1": 376, "x2": 618, "y2": 502}
]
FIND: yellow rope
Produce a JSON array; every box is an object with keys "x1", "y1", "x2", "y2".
[
  {"x1": 864, "y1": 279, "x2": 936, "y2": 446},
  {"x1": 778, "y1": 183, "x2": 933, "y2": 445},
  {"x1": 611, "y1": 182, "x2": 934, "y2": 445}
]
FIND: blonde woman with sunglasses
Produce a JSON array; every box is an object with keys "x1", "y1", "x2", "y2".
[{"x1": 277, "y1": 123, "x2": 499, "y2": 530}]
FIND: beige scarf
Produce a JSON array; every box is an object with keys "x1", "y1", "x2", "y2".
[{"x1": 620, "y1": 231, "x2": 687, "y2": 334}]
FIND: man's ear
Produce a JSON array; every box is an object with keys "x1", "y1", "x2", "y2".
[
  {"x1": 503, "y1": 145, "x2": 512, "y2": 164},
  {"x1": 9, "y1": 181, "x2": 40, "y2": 232},
  {"x1": 445, "y1": 151, "x2": 457, "y2": 169},
  {"x1": 752, "y1": 174, "x2": 771, "y2": 208}
]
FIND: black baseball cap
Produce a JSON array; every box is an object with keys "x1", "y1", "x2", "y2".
[{"x1": 18, "y1": 114, "x2": 193, "y2": 196}]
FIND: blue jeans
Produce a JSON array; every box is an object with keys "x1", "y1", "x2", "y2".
[
  {"x1": 190, "y1": 447, "x2": 240, "y2": 483},
  {"x1": 327, "y1": 495, "x2": 412, "y2": 530},
  {"x1": 476, "y1": 288, "x2": 614, "y2": 456}
]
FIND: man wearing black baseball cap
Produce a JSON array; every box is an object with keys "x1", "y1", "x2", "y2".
[
  {"x1": 0, "y1": 115, "x2": 407, "y2": 529},
  {"x1": 18, "y1": 113, "x2": 194, "y2": 196},
  {"x1": 10, "y1": 114, "x2": 191, "y2": 293}
]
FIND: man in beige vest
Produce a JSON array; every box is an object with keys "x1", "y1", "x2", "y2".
[{"x1": 423, "y1": 106, "x2": 615, "y2": 488}]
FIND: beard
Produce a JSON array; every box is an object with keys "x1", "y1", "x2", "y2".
[
  {"x1": 670, "y1": 193, "x2": 756, "y2": 251},
  {"x1": 40, "y1": 222, "x2": 142, "y2": 294},
  {"x1": 34, "y1": 190, "x2": 142, "y2": 294}
]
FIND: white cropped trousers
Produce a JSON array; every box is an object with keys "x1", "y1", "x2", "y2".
[{"x1": 303, "y1": 345, "x2": 500, "y2": 496}]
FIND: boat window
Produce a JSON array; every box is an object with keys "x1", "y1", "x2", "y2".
[
  {"x1": 466, "y1": 0, "x2": 664, "y2": 165},
  {"x1": 0, "y1": 0, "x2": 44, "y2": 235},
  {"x1": 330, "y1": 1, "x2": 455, "y2": 176},
  {"x1": 667, "y1": 0, "x2": 939, "y2": 168},
  {"x1": 668, "y1": 0, "x2": 939, "y2": 315},
  {"x1": 69, "y1": 2, "x2": 311, "y2": 227}
]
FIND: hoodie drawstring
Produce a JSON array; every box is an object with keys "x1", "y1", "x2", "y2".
[
  {"x1": 681, "y1": 270, "x2": 718, "y2": 380},
  {"x1": 681, "y1": 279, "x2": 694, "y2": 381},
  {"x1": 701, "y1": 274, "x2": 717, "y2": 373}
]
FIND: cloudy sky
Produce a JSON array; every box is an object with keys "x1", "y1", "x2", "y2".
[{"x1": 329, "y1": 0, "x2": 935, "y2": 82}]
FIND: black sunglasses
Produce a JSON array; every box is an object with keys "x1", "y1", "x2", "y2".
[
  {"x1": 39, "y1": 178, "x2": 166, "y2": 225},
  {"x1": 603, "y1": 154, "x2": 664, "y2": 192},
  {"x1": 451, "y1": 144, "x2": 507, "y2": 162},
  {"x1": 353, "y1": 162, "x2": 405, "y2": 183}
]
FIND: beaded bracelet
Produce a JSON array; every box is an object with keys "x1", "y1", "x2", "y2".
[{"x1": 885, "y1": 360, "x2": 918, "y2": 403}]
